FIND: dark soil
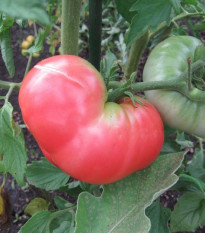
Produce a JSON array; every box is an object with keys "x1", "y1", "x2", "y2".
[{"x1": 1, "y1": 23, "x2": 205, "y2": 233}]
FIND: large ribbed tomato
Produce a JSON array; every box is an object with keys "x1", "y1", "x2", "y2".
[{"x1": 19, "y1": 55, "x2": 164, "y2": 184}]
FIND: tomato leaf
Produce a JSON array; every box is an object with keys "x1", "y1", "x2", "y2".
[
  {"x1": 175, "y1": 132, "x2": 193, "y2": 149},
  {"x1": 168, "y1": 0, "x2": 181, "y2": 14},
  {"x1": 170, "y1": 191, "x2": 205, "y2": 232},
  {"x1": 173, "y1": 173, "x2": 205, "y2": 194},
  {"x1": 187, "y1": 149, "x2": 205, "y2": 181},
  {"x1": 26, "y1": 157, "x2": 70, "y2": 191},
  {"x1": 54, "y1": 196, "x2": 74, "y2": 210},
  {"x1": 146, "y1": 199, "x2": 171, "y2": 233},
  {"x1": 0, "y1": 0, "x2": 50, "y2": 26},
  {"x1": 0, "y1": 102, "x2": 27, "y2": 186},
  {"x1": 114, "y1": 0, "x2": 136, "y2": 23},
  {"x1": 25, "y1": 198, "x2": 49, "y2": 216},
  {"x1": 0, "y1": 28, "x2": 15, "y2": 77},
  {"x1": 19, "y1": 210, "x2": 75, "y2": 233},
  {"x1": 75, "y1": 152, "x2": 184, "y2": 233},
  {"x1": 127, "y1": 0, "x2": 172, "y2": 45}
]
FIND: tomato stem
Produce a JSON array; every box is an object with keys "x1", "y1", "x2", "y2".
[
  {"x1": 0, "y1": 81, "x2": 21, "y2": 91},
  {"x1": 125, "y1": 31, "x2": 150, "y2": 79},
  {"x1": 61, "y1": 0, "x2": 82, "y2": 55},
  {"x1": 187, "y1": 57, "x2": 192, "y2": 91},
  {"x1": 108, "y1": 60, "x2": 205, "y2": 102},
  {"x1": 150, "y1": 11, "x2": 205, "y2": 39},
  {"x1": 24, "y1": 53, "x2": 33, "y2": 77}
]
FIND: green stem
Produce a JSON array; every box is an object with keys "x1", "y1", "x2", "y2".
[
  {"x1": 5, "y1": 85, "x2": 14, "y2": 103},
  {"x1": 61, "y1": 0, "x2": 82, "y2": 55},
  {"x1": 24, "y1": 53, "x2": 33, "y2": 77},
  {"x1": 151, "y1": 11, "x2": 205, "y2": 39},
  {"x1": 108, "y1": 78, "x2": 184, "y2": 102},
  {"x1": 198, "y1": 138, "x2": 204, "y2": 151},
  {"x1": 33, "y1": 22, "x2": 37, "y2": 37},
  {"x1": 125, "y1": 31, "x2": 150, "y2": 78},
  {"x1": 0, "y1": 80, "x2": 21, "y2": 91},
  {"x1": 187, "y1": 57, "x2": 192, "y2": 91},
  {"x1": 108, "y1": 60, "x2": 205, "y2": 102},
  {"x1": 89, "y1": 0, "x2": 102, "y2": 71}
]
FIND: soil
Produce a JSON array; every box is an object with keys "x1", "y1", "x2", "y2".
[{"x1": 0, "y1": 23, "x2": 205, "y2": 233}]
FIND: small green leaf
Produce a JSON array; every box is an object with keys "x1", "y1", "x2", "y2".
[
  {"x1": 0, "y1": 28, "x2": 15, "y2": 77},
  {"x1": 114, "y1": 0, "x2": 136, "y2": 23},
  {"x1": 0, "y1": 0, "x2": 50, "y2": 26},
  {"x1": 54, "y1": 196, "x2": 73, "y2": 210},
  {"x1": 53, "y1": 221, "x2": 74, "y2": 233},
  {"x1": 173, "y1": 173, "x2": 205, "y2": 194},
  {"x1": 171, "y1": 25, "x2": 188, "y2": 36},
  {"x1": 170, "y1": 192, "x2": 205, "y2": 232},
  {"x1": 168, "y1": 0, "x2": 181, "y2": 14},
  {"x1": 25, "y1": 198, "x2": 49, "y2": 216},
  {"x1": 75, "y1": 152, "x2": 184, "y2": 233},
  {"x1": 26, "y1": 157, "x2": 70, "y2": 191},
  {"x1": 127, "y1": 0, "x2": 172, "y2": 45},
  {"x1": 146, "y1": 199, "x2": 171, "y2": 233},
  {"x1": 0, "y1": 102, "x2": 27, "y2": 186},
  {"x1": 187, "y1": 149, "x2": 205, "y2": 181},
  {"x1": 19, "y1": 210, "x2": 75, "y2": 233},
  {"x1": 175, "y1": 132, "x2": 193, "y2": 149}
]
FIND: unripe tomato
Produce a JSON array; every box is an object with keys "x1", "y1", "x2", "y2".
[
  {"x1": 21, "y1": 49, "x2": 28, "y2": 56},
  {"x1": 26, "y1": 35, "x2": 35, "y2": 45},
  {"x1": 32, "y1": 52, "x2": 40, "y2": 58},
  {"x1": 143, "y1": 36, "x2": 205, "y2": 138},
  {"x1": 21, "y1": 40, "x2": 30, "y2": 50}
]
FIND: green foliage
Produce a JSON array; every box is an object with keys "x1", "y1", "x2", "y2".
[
  {"x1": 0, "y1": 0, "x2": 50, "y2": 26},
  {"x1": 0, "y1": 15, "x2": 15, "y2": 77},
  {"x1": 75, "y1": 152, "x2": 184, "y2": 233},
  {"x1": 26, "y1": 157, "x2": 70, "y2": 191},
  {"x1": 127, "y1": 0, "x2": 172, "y2": 45},
  {"x1": 25, "y1": 198, "x2": 49, "y2": 216},
  {"x1": 1, "y1": 1, "x2": 205, "y2": 233},
  {"x1": 0, "y1": 102, "x2": 27, "y2": 186},
  {"x1": 146, "y1": 199, "x2": 171, "y2": 233},
  {"x1": 19, "y1": 209, "x2": 75, "y2": 233},
  {"x1": 114, "y1": 0, "x2": 136, "y2": 23},
  {"x1": 170, "y1": 192, "x2": 205, "y2": 232}
]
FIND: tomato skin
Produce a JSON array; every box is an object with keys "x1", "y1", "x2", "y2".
[
  {"x1": 143, "y1": 36, "x2": 205, "y2": 138},
  {"x1": 19, "y1": 55, "x2": 164, "y2": 184}
]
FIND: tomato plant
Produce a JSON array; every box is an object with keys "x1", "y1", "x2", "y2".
[
  {"x1": 19, "y1": 55, "x2": 164, "y2": 184},
  {"x1": 1, "y1": 0, "x2": 205, "y2": 232}
]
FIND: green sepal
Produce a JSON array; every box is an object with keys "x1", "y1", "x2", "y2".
[{"x1": 124, "y1": 91, "x2": 146, "y2": 107}]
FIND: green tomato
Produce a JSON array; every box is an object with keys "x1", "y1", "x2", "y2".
[{"x1": 143, "y1": 36, "x2": 205, "y2": 138}]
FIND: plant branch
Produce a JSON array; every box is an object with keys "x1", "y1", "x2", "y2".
[
  {"x1": 125, "y1": 31, "x2": 150, "y2": 79},
  {"x1": 108, "y1": 60, "x2": 205, "y2": 102},
  {"x1": 61, "y1": 0, "x2": 82, "y2": 55},
  {"x1": 89, "y1": 0, "x2": 102, "y2": 71},
  {"x1": 0, "y1": 81, "x2": 21, "y2": 91},
  {"x1": 150, "y1": 11, "x2": 205, "y2": 39},
  {"x1": 24, "y1": 53, "x2": 33, "y2": 77}
]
